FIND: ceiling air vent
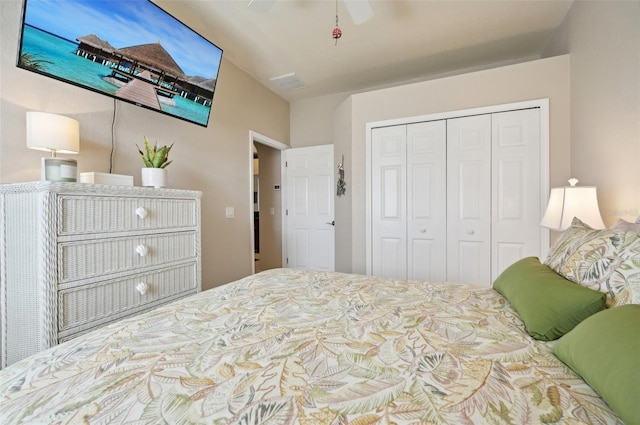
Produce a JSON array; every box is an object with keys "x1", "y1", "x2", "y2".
[{"x1": 270, "y1": 73, "x2": 307, "y2": 91}]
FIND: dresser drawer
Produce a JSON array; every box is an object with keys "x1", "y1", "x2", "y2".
[
  {"x1": 58, "y1": 263, "x2": 197, "y2": 332},
  {"x1": 58, "y1": 231, "x2": 196, "y2": 283},
  {"x1": 58, "y1": 195, "x2": 197, "y2": 235}
]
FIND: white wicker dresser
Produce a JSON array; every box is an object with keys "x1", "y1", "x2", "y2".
[{"x1": 0, "y1": 182, "x2": 202, "y2": 368}]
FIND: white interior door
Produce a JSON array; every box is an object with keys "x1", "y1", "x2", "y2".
[
  {"x1": 447, "y1": 115, "x2": 492, "y2": 285},
  {"x1": 407, "y1": 121, "x2": 447, "y2": 281},
  {"x1": 491, "y1": 108, "x2": 541, "y2": 280},
  {"x1": 367, "y1": 101, "x2": 548, "y2": 285},
  {"x1": 284, "y1": 145, "x2": 335, "y2": 271},
  {"x1": 371, "y1": 126, "x2": 407, "y2": 279}
]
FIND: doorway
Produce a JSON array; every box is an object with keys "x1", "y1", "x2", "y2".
[{"x1": 249, "y1": 131, "x2": 289, "y2": 274}]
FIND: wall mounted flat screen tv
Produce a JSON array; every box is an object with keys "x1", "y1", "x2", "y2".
[{"x1": 17, "y1": 0, "x2": 223, "y2": 127}]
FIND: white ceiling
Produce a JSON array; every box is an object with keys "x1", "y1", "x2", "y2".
[{"x1": 154, "y1": 0, "x2": 574, "y2": 102}]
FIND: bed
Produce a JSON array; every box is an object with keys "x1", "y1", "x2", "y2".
[{"x1": 1, "y1": 218, "x2": 639, "y2": 424}]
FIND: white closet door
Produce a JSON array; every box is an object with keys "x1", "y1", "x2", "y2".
[
  {"x1": 491, "y1": 108, "x2": 541, "y2": 280},
  {"x1": 447, "y1": 115, "x2": 492, "y2": 286},
  {"x1": 371, "y1": 126, "x2": 407, "y2": 279},
  {"x1": 369, "y1": 105, "x2": 544, "y2": 284},
  {"x1": 407, "y1": 121, "x2": 447, "y2": 281}
]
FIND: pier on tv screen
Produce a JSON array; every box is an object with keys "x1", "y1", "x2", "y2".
[{"x1": 17, "y1": 0, "x2": 223, "y2": 127}]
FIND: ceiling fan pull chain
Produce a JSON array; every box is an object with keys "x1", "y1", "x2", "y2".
[{"x1": 332, "y1": 0, "x2": 342, "y2": 45}]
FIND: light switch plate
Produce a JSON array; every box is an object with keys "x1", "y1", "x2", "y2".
[{"x1": 225, "y1": 207, "x2": 234, "y2": 218}]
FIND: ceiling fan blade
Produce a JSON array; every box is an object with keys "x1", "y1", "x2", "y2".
[
  {"x1": 248, "y1": 0, "x2": 276, "y2": 13},
  {"x1": 344, "y1": 0, "x2": 373, "y2": 25}
]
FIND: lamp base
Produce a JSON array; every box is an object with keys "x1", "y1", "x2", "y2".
[{"x1": 41, "y1": 157, "x2": 77, "y2": 182}]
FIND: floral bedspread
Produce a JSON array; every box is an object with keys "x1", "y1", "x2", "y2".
[{"x1": 0, "y1": 269, "x2": 621, "y2": 424}]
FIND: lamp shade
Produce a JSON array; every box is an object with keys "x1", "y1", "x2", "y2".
[
  {"x1": 26, "y1": 112, "x2": 79, "y2": 155},
  {"x1": 540, "y1": 185, "x2": 605, "y2": 230}
]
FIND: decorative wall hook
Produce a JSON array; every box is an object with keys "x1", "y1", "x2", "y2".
[{"x1": 337, "y1": 154, "x2": 346, "y2": 196}]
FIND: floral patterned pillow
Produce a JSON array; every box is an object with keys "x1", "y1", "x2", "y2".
[
  {"x1": 610, "y1": 280, "x2": 640, "y2": 306},
  {"x1": 544, "y1": 217, "x2": 594, "y2": 271},
  {"x1": 544, "y1": 217, "x2": 640, "y2": 306},
  {"x1": 556, "y1": 227, "x2": 640, "y2": 306},
  {"x1": 611, "y1": 218, "x2": 640, "y2": 231}
]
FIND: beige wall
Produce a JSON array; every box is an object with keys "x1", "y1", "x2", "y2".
[
  {"x1": 290, "y1": 93, "x2": 350, "y2": 148},
  {"x1": 290, "y1": 1, "x2": 638, "y2": 274},
  {"x1": 333, "y1": 97, "x2": 354, "y2": 273},
  {"x1": 5, "y1": 0, "x2": 634, "y2": 282},
  {"x1": 0, "y1": 0, "x2": 289, "y2": 290},
  {"x1": 543, "y1": 1, "x2": 640, "y2": 226},
  {"x1": 339, "y1": 56, "x2": 571, "y2": 273}
]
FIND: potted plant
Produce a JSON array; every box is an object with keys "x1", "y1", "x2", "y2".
[{"x1": 137, "y1": 136, "x2": 173, "y2": 188}]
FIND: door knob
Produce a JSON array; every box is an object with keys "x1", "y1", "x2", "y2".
[
  {"x1": 466, "y1": 229, "x2": 475, "y2": 235},
  {"x1": 326, "y1": 220, "x2": 335, "y2": 226}
]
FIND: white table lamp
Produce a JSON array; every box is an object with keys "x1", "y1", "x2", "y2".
[
  {"x1": 27, "y1": 111, "x2": 80, "y2": 182},
  {"x1": 540, "y1": 178, "x2": 605, "y2": 231}
]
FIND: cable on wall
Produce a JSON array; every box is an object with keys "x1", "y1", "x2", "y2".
[{"x1": 109, "y1": 98, "x2": 117, "y2": 173}]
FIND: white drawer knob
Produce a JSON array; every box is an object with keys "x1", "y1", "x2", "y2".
[
  {"x1": 136, "y1": 282, "x2": 149, "y2": 295},
  {"x1": 135, "y1": 207, "x2": 148, "y2": 219},
  {"x1": 135, "y1": 244, "x2": 149, "y2": 257}
]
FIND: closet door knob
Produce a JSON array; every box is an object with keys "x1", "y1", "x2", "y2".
[
  {"x1": 466, "y1": 229, "x2": 475, "y2": 235},
  {"x1": 420, "y1": 228, "x2": 427, "y2": 233},
  {"x1": 135, "y1": 207, "x2": 148, "y2": 219},
  {"x1": 135, "y1": 244, "x2": 149, "y2": 257},
  {"x1": 136, "y1": 282, "x2": 149, "y2": 295}
]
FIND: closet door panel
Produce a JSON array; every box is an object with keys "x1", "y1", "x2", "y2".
[
  {"x1": 372, "y1": 126, "x2": 407, "y2": 279},
  {"x1": 496, "y1": 242, "x2": 526, "y2": 276},
  {"x1": 380, "y1": 237, "x2": 405, "y2": 278},
  {"x1": 458, "y1": 161, "x2": 484, "y2": 219},
  {"x1": 382, "y1": 166, "x2": 402, "y2": 219},
  {"x1": 447, "y1": 115, "x2": 491, "y2": 286},
  {"x1": 407, "y1": 121, "x2": 446, "y2": 281},
  {"x1": 496, "y1": 160, "x2": 523, "y2": 219},
  {"x1": 492, "y1": 109, "x2": 541, "y2": 281},
  {"x1": 456, "y1": 241, "x2": 485, "y2": 285}
]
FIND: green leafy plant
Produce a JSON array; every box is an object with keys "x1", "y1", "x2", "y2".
[
  {"x1": 18, "y1": 53, "x2": 53, "y2": 71},
  {"x1": 137, "y1": 136, "x2": 173, "y2": 168}
]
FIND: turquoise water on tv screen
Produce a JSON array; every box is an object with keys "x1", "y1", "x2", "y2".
[{"x1": 20, "y1": 25, "x2": 211, "y2": 126}]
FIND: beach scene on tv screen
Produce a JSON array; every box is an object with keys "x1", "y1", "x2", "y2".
[{"x1": 18, "y1": 0, "x2": 223, "y2": 127}]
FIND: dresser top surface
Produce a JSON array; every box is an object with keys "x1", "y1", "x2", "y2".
[{"x1": 0, "y1": 181, "x2": 202, "y2": 198}]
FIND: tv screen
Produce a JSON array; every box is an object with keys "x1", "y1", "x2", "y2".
[{"x1": 17, "y1": 0, "x2": 223, "y2": 127}]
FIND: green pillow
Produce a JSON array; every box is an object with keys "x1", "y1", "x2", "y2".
[
  {"x1": 553, "y1": 305, "x2": 640, "y2": 424},
  {"x1": 493, "y1": 257, "x2": 605, "y2": 340}
]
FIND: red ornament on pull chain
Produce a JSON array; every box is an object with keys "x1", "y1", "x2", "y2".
[
  {"x1": 332, "y1": 0, "x2": 342, "y2": 45},
  {"x1": 332, "y1": 26, "x2": 342, "y2": 44}
]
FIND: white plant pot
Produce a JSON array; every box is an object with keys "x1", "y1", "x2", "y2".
[{"x1": 141, "y1": 168, "x2": 168, "y2": 188}]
